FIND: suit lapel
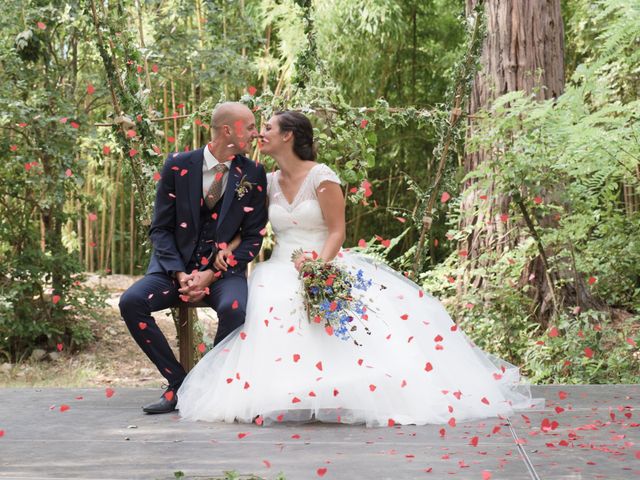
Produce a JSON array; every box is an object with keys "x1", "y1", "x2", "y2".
[
  {"x1": 217, "y1": 156, "x2": 242, "y2": 229},
  {"x1": 189, "y1": 149, "x2": 205, "y2": 232}
]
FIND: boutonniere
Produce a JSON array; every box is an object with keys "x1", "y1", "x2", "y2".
[{"x1": 234, "y1": 175, "x2": 254, "y2": 200}]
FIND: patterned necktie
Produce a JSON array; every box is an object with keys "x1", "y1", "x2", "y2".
[{"x1": 205, "y1": 163, "x2": 228, "y2": 210}]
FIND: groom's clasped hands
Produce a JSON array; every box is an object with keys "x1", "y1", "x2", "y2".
[
  {"x1": 176, "y1": 270, "x2": 213, "y2": 303},
  {"x1": 177, "y1": 247, "x2": 235, "y2": 302}
]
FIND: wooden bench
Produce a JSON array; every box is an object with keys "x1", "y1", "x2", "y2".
[{"x1": 175, "y1": 301, "x2": 206, "y2": 372}]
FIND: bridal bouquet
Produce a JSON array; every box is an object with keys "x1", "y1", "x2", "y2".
[{"x1": 292, "y1": 249, "x2": 373, "y2": 344}]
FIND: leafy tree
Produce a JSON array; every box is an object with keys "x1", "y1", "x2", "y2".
[{"x1": 0, "y1": 1, "x2": 105, "y2": 360}]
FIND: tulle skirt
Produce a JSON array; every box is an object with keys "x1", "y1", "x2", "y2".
[{"x1": 177, "y1": 251, "x2": 536, "y2": 426}]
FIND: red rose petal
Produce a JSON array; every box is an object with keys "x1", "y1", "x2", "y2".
[{"x1": 105, "y1": 388, "x2": 115, "y2": 398}]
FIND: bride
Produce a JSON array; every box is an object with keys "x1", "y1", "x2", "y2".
[{"x1": 177, "y1": 111, "x2": 534, "y2": 426}]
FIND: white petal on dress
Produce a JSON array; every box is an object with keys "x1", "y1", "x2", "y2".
[{"x1": 177, "y1": 164, "x2": 538, "y2": 426}]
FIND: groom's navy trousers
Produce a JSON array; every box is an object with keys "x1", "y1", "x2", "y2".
[
  {"x1": 118, "y1": 148, "x2": 268, "y2": 392},
  {"x1": 119, "y1": 271, "x2": 247, "y2": 390}
]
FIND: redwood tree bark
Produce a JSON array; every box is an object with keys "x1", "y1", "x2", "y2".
[{"x1": 461, "y1": 0, "x2": 566, "y2": 319}]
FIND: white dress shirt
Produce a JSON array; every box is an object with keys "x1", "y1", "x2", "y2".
[{"x1": 202, "y1": 145, "x2": 233, "y2": 199}]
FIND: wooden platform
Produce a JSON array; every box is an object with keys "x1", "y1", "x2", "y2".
[{"x1": 0, "y1": 385, "x2": 639, "y2": 479}]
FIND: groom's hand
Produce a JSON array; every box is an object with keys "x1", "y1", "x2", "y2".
[
  {"x1": 175, "y1": 271, "x2": 192, "y2": 290},
  {"x1": 179, "y1": 269, "x2": 218, "y2": 302}
]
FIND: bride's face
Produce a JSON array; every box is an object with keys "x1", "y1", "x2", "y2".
[{"x1": 258, "y1": 116, "x2": 289, "y2": 157}]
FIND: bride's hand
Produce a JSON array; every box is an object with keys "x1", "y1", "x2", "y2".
[
  {"x1": 214, "y1": 249, "x2": 232, "y2": 271},
  {"x1": 293, "y1": 254, "x2": 311, "y2": 272}
]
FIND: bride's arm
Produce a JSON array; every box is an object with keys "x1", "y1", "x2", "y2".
[{"x1": 316, "y1": 181, "x2": 346, "y2": 262}]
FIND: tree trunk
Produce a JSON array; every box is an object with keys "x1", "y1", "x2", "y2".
[{"x1": 462, "y1": 0, "x2": 566, "y2": 320}]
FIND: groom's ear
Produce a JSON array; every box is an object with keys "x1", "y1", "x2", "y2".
[{"x1": 222, "y1": 124, "x2": 232, "y2": 137}]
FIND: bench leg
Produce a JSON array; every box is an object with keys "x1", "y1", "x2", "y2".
[{"x1": 178, "y1": 306, "x2": 194, "y2": 372}]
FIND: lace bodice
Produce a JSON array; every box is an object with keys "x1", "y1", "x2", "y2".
[{"x1": 267, "y1": 164, "x2": 341, "y2": 262}]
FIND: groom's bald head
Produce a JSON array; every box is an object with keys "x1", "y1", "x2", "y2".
[
  {"x1": 209, "y1": 102, "x2": 257, "y2": 155},
  {"x1": 211, "y1": 102, "x2": 254, "y2": 139}
]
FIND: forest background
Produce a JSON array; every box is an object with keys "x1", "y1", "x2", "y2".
[{"x1": 0, "y1": 0, "x2": 638, "y2": 385}]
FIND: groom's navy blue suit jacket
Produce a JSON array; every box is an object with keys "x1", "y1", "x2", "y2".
[{"x1": 146, "y1": 147, "x2": 268, "y2": 275}]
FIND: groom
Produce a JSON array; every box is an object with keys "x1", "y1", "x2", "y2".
[{"x1": 119, "y1": 102, "x2": 268, "y2": 414}]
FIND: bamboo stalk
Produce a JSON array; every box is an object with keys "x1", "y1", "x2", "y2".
[
  {"x1": 84, "y1": 201, "x2": 90, "y2": 270},
  {"x1": 223, "y1": 2, "x2": 228, "y2": 98},
  {"x1": 119, "y1": 176, "x2": 125, "y2": 274},
  {"x1": 129, "y1": 189, "x2": 135, "y2": 275},
  {"x1": 99, "y1": 155, "x2": 109, "y2": 271},
  {"x1": 163, "y1": 83, "x2": 169, "y2": 153},
  {"x1": 39, "y1": 215, "x2": 45, "y2": 252},
  {"x1": 106, "y1": 155, "x2": 122, "y2": 273},
  {"x1": 171, "y1": 80, "x2": 178, "y2": 153},
  {"x1": 263, "y1": 25, "x2": 272, "y2": 92},
  {"x1": 192, "y1": 77, "x2": 198, "y2": 150},
  {"x1": 240, "y1": 0, "x2": 246, "y2": 58},
  {"x1": 84, "y1": 166, "x2": 94, "y2": 270},
  {"x1": 134, "y1": 0, "x2": 153, "y2": 112},
  {"x1": 77, "y1": 200, "x2": 83, "y2": 265}
]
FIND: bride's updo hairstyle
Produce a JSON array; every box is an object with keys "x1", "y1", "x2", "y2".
[{"x1": 274, "y1": 111, "x2": 317, "y2": 161}]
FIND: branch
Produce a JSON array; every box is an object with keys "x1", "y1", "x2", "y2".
[{"x1": 411, "y1": 4, "x2": 486, "y2": 278}]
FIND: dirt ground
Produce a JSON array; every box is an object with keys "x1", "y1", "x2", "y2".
[{"x1": 0, "y1": 274, "x2": 219, "y2": 388}]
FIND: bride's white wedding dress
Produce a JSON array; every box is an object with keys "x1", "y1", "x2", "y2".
[{"x1": 177, "y1": 163, "x2": 534, "y2": 426}]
